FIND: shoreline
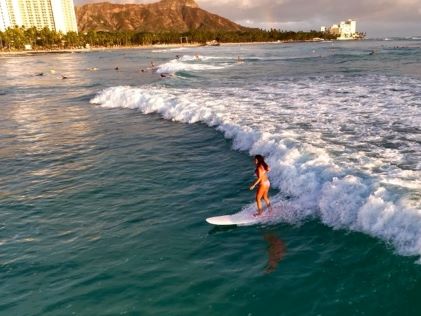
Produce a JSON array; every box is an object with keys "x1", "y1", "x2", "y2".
[
  {"x1": 0, "y1": 39, "x2": 344, "y2": 57},
  {"x1": 0, "y1": 43, "x2": 204, "y2": 57}
]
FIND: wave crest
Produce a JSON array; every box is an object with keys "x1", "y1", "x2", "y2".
[{"x1": 91, "y1": 84, "x2": 421, "y2": 261}]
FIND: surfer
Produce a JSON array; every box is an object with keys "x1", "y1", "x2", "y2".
[{"x1": 249, "y1": 155, "x2": 272, "y2": 216}]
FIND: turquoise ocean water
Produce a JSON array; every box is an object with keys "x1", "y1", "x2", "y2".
[{"x1": 1, "y1": 39, "x2": 420, "y2": 315}]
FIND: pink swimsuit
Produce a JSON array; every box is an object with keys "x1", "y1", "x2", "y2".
[{"x1": 256, "y1": 168, "x2": 270, "y2": 187}]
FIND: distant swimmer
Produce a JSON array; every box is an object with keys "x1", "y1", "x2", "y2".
[
  {"x1": 195, "y1": 53, "x2": 200, "y2": 60},
  {"x1": 114, "y1": 66, "x2": 119, "y2": 70},
  {"x1": 35, "y1": 72, "x2": 44, "y2": 76},
  {"x1": 176, "y1": 55, "x2": 180, "y2": 60},
  {"x1": 149, "y1": 61, "x2": 159, "y2": 73},
  {"x1": 369, "y1": 50, "x2": 375, "y2": 55},
  {"x1": 61, "y1": 75, "x2": 68, "y2": 79},
  {"x1": 249, "y1": 155, "x2": 272, "y2": 216},
  {"x1": 160, "y1": 73, "x2": 172, "y2": 78}
]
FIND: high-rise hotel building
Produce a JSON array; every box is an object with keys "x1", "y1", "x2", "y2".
[{"x1": 0, "y1": 0, "x2": 77, "y2": 33}]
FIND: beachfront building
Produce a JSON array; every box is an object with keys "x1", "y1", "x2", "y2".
[
  {"x1": 50, "y1": 0, "x2": 77, "y2": 33},
  {"x1": 0, "y1": 0, "x2": 17, "y2": 31},
  {"x1": 338, "y1": 19, "x2": 356, "y2": 39},
  {"x1": 0, "y1": 0, "x2": 77, "y2": 33},
  {"x1": 321, "y1": 19, "x2": 358, "y2": 40}
]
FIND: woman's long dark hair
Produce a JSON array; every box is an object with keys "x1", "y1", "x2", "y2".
[{"x1": 255, "y1": 155, "x2": 269, "y2": 171}]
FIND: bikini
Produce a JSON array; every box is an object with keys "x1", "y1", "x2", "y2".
[{"x1": 256, "y1": 168, "x2": 270, "y2": 187}]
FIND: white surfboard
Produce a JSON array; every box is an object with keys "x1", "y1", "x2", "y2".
[{"x1": 206, "y1": 210, "x2": 273, "y2": 226}]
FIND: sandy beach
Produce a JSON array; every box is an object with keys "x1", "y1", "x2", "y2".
[{"x1": 0, "y1": 43, "x2": 205, "y2": 57}]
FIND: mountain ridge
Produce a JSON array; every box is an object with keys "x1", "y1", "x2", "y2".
[{"x1": 76, "y1": 0, "x2": 249, "y2": 33}]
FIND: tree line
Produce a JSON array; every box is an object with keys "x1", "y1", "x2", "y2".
[{"x1": 0, "y1": 26, "x2": 338, "y2": 50}]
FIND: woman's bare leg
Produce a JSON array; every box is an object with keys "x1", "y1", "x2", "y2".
[
  {"x1": 254, "y1": 186, "x2": 265, "y2": 216},
  {"x1": 263, "y1": 189, "x2": 272, "y2": 213}
]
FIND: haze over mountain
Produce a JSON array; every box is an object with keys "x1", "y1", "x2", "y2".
[
  {"x1": 76, "y1": 0, "x2": 248, "y2": 32},
  {"x1": 74, "y1": 0, "x2": 421, "y2": 37}
]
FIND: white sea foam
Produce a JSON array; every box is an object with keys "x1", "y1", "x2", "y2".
[
  {"x1": 91, "y1": 74, "x2": 421, "y2": 260},
  {"x1": 152, "y1": 47, "x2": 188, "y2": 53},
  {"x1": 155, "y1": 59, "x2": 228, "y2": 74},
  {"x1": 168, "y1": 54, "x2": 319, "y2": 68},
  {"x1": 179, "y1": 55, "x2": 235, "y2": 62}
]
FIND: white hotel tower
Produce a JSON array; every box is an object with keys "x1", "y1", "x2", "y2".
[
  {"x1": 0, "y1": 0, "x2": 77, "y2": 33},
  {"x1": 321, "y1": 19, "x2": 358, "y2": 40}
]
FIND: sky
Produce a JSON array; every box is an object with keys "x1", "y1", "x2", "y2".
[{"x1": 74, "y1": 0, "x2": 421, "y2": 37}]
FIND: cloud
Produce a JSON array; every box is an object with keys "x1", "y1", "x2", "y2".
[
  {"x1": 207, "y1": 0, "x2": 421, "y2": 36},
  {"x1": 74, "y1": 0, "x2": 421, "y2": 36}
]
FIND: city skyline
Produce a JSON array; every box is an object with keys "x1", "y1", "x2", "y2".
[{"x1": 73, "y1": 0, "x2": 421, "y2": 38}]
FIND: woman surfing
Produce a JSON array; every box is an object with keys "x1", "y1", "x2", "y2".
[{"x1": 249, "y1": 155, "x2": 272, "y2": 216}]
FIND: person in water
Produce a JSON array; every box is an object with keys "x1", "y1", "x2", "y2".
[{"x1": 249, "y1": 155, "x2": 272, "y2": 216}]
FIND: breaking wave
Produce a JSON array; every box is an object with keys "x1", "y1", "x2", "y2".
[
  {"x1": 155, "y1": 59, "x2": 229, "y2": 74},
  {"x1": 90, "y1": 74, "x2": 421, "y2": 260}
]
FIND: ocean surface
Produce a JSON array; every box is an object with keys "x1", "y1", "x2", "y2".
[{"x1": 1, "y1": 39, "x2": 420, "y2": 316}]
